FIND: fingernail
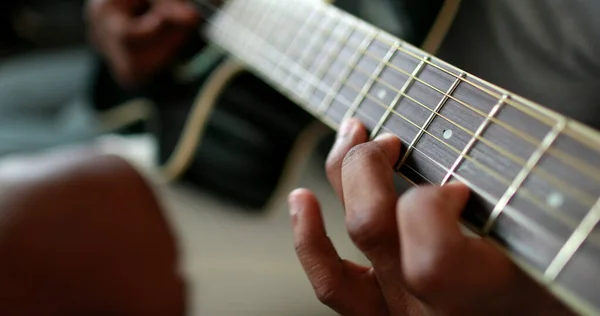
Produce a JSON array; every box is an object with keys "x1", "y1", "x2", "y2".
[
  {"x1": 338, "y1": 119, "x2": 357, "y2": 139},
  {"x1": 444, "y1": 180, "x2": 465, "y2": 188},
  {"x1": 288, "y1": 189, "x2": 303, "y2": 216},
  {"x1": 374, "y1": 132, "x2": 398, "y2": 142},
  {"x1": 442, "y1": 181, "x2": 470, "y2": 202},
  {"x1": 373, "y1": 133, "x2": 400, "y2": 142}
]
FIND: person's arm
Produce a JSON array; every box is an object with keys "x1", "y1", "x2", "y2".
[{"x1": 0, "y1": 155, "x2": 185, "y2": 316}]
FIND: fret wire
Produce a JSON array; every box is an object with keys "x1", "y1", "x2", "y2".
[
  {"x1": 265, "y1": 5, "x2": 306, "y2": 81},
  {"x1": 317, "y1": 22, "x2": 374, "y2": 114},
  {"x1": 371, "y1": 54, "x2": 427, "y2": 138},
  {"x1": 325, "y1": 46, "x2": 597, "y2": 207},
  {"x1": 211, "y1": 8, "x2": 600, "y2": 314},
  {"x1": 221, "y1": 0, "x2": 600, "y2": 190},
  {"x1": 241, "y1": 0, "x2": 265, "y2": 30},
  {"x1": 257, "y1": 1, "x2": 284, "y2": 47},
  {"x1": 214, "y1": 13, "x2": 598, "y2": 235},
  {"x1": 289, "y1": 7, "x2": 331, "y2": 96},
  {"x1": 402, "y1": 139, "x2": 573, "y2": 283},
  {"x1": 483, "y1": 120, "x2": 568, "y2": 234},
  {"x1": 242, "y1": 1, "x2": 278, "y2": 58},
  {"x1": 225, "y1": 0, "x2": 246, "y2": 21},
  {"x1": 216, "y1": 0, "x2": 257, "y2": 54},
  {"x1": 361, "y1": 50, "x2": 600, "y2": 184},
  {"x1": 441, "y1": 95, "x2": 509, "y2": 185},
  {"x1": 545, "y1": 198, "x2": 600, "y2": 282},
  {"x1": 392, "y1": 43, "x2": 560, "y2": 127},
  {"x1": 267, "y1": 3, "x2": 303, "y2": 47},
  {"x1": 329, "y1": 8, "x2": 565, "y2": 130},
  {"x1": 280, "y1": 9, "x2": 557, "y2": 142},
  {"x1": 283, "y1": 6, "x2": 326, "y2": 88},
  {"x1": 303, "y1": 12, "x2": 352, "y2": 99},
  {"x1": 209, "y1": 5, "x2": 597, "y2": 240},
  {"x1": 282, "y1": 9, "x2": 600, "y2": 183},
  {"x1": 343, "y1": 34, "x2": 394, "y2": 121},
  {"x1": 377, "y1": 125, "x2": 555, "y2": 242},
  {"x1": 393, "y1": 44, "x2": 578, "y2": 137},
  {"x1": 397, "y1": 72, "x2": 465, "y2": 169},
  {"x1": 253, "y1": 43, "x2": 342, "y2": 130},
  {"x1": 350, "y1": 63, "x2": 597, "y2": 206},
  {"x1": 233, "y1": 2, "x2": 600, "y2": 190},
  {"x1": 253, "y1": 36, "x2": 598, "y2": 247},
  {"x1": 253, "y1": 23, "x2": 348, "y2": 110},
  {"x1": 273, "y1": 6, "x2": 317, "y2": 76},
  {"x1": 214, "y1": 2, "x2": 326, "y2": 109},
  {"x1": 341, "y1": 78, "x2": 588, "y2": 233},
  {"x1": 226, "y1": 11, "x2": 357, "y2": 130},
  {"x1": 238, "y1": 0, "x2": 265, "y2": 49},
  {"x1": 385, "y1": 46, "x2": 600, "y2": 183},
  {"x1": 294, "y1": 4, "x2": 329, "y2": 66},
  {"x1": 223, "y1": 0, "x2": 252, "y2": 42}
]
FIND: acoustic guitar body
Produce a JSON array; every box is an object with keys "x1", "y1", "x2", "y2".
[{"x1": 91, "y1": 0, "x2": 459, "y2": 210}]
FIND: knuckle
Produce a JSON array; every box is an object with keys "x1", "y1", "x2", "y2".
[
  {"x1": 293, "y1": 238, "x2": 312, "y2": 260},
  {"x1": 403, "y1": 251, "x2": 451, "y2": 298},
  {"x1": 292, "y1": 240, "x2": 343, "y2": 306},
  {"x1": 342, "y1": 142, "x2": 386, "y2": 170},
  {"x1": 346, "y1": 205, "x2": 392, "y2": 253},
  {"x1": 314, "y1": 282, "x2": 340, "y2": 306},
  {"x1": 399, "y1": 187, "x2": 457, "y2": 298},
  {"x1": 310, "y1": 268, "x2": 343, "y2": 306},
  {"x1": 325, "y1": 153, "x2": 341, "y2": 179},
  {"x1": 400, "y1": 186, "x2": 446, "y2": 218}
]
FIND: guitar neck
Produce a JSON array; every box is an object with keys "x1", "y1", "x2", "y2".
[{"x1": 206, "y1": 0, "x2": 600, "y2": 314}]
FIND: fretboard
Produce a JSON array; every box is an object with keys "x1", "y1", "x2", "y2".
[{"x1": 205, "y1": 0, "x2": 600, "y2": 314}]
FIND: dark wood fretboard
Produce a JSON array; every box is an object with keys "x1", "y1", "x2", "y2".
[{"x1": 205, "y1": 0, "x2": 600, "y2": 314}]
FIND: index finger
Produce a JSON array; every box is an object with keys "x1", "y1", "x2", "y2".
[
  {"x1": 341, "y1": 134, "x2": 414, "y2": 315},
  {"x1": 342, "y1": 133, "x2": 402, "y2": 256},
  {"x1": 325, "y1": 119, "x2": 368, "y2": 206}
]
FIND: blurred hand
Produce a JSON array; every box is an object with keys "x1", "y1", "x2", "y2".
[
  {"x1": 87, "y1": 0, "x2": 201, "y2": 88},
  {"x1": 0, "y1": 156, "x2": 185, "y2": 316},
  {"x1": 289, "y1": 118, "x2": 572, "y2": 315}
]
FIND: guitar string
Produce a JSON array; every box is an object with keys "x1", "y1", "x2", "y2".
[
  {"x1": 327, "y1": 3, "x2": 600, "y2": 158},
  {"x1": 206, "y1": 2, "x2": 600, "y2": 295},
  {"x1": 229, "y1": 2, "x2": 598, "y2": 209},
  {"x1": 277, "y1": 1, "x2": 600, "y2": 184},
  {"x1": 206, "y1": 2, "x2": 600, "y2": 245},
  {"x1": 345, "y1": 61, "x2": 597, "y2": 206},
  {"x1": 206, "y1": 1, "x2": 597, "y2": 235},
  {"x1": 203, "y1": 0, "x2": 600, "y2": 186}
]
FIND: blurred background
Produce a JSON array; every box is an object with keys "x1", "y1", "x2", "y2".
[
  {"x1": 0, "y1": 0, "x2": 98, "y2": 155},
  {"x1": 0, "y1": 1, "x2": 360, "y2": 315}
]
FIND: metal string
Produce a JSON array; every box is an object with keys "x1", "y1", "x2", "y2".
[
  {"x1": 198, "y1": 0, "x2": 600, "y2": 244},
  {"x1": 222, "y1": 1, "x2": 599, "y2": 213},
  {"x1": 289, "y1": 2, "x2": 600, "y2": 184}
]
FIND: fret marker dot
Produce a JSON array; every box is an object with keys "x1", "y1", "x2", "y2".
[
  {"x1": 443, "y1": 129, "x2": 453, "y2": 140},
  {"x1": 547, "y1": 193, "x2": 564, "y2": 208},
  {"x1": 377, "y1": 89, "x2": 387, "y2": 100}
]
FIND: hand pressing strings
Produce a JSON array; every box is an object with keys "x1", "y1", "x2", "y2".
[
  {"x1": 87, "y1": 0, "x2": 201, "y2": 88},
  {"x1": 289, "y1": 118, "x2": 573, "y2": 316}
]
